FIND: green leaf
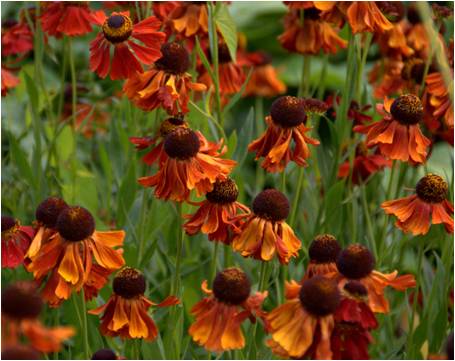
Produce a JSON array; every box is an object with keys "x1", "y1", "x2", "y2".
[
  {"x1": 9, "y1": 134, "x2": 37, "y2": 191},
  {"x1": 55, "y1": 125, "x2": 75, "y2": 162},
  {"x1": 215, "y1": 3, "x2": 238, "y2": 62},
  {"x1": 227, "y1": 130, "x2": 237, "y2": 159},
  {"x1": 23, "y1": 71, "x2": 40, "y2": 113},
  {"x1": 233, "y1": 107, "x2": 254, "y2": 167}
]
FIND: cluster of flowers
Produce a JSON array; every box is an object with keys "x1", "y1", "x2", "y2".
[{"x1": 1, "y1": 1, "x2": 454, "y2": 359}]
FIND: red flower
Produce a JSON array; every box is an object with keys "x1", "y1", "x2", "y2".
[
  {"x1": 354, "y1": 95, "x2": 431, "y2": 164},
  {"x1": 1, "y1": 20, "x2": 33, "y2": 56},
  {"x1": 382, "y1": 174, "x2": 453, "y2": 235},
  {"x1": 338, "y1": 143, "x2": 392, "y2": 185},
  {"x1": 1, "y1": 216, "x2": 34, "y2": 269},
  {"x1": 124, "y1": 42, "x2": 206, "y2": 114},
  {"x1": 90, "y1": 11, "x2": 166, "y2": 80},
  {"x1": 1, "y1": 67, "x2": 20, "y2": 96},
  {"x1": 184, "y1": 178, "x2": 250, "y2": 244},
  {"x1": 331, "y1": 322, "x2": 373, "y2": 360},
  {"x1": 41, "y1": 1, "x2": 96, "y2": 37}
]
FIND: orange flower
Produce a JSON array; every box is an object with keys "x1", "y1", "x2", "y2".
[
  {"x1": 90, "y1": 11, "x2": 166, "y2": 80},
  {"x1": 198, "y1": 42, "x2": 246, "y2": 96},
  {"x1": 335, "y1": 244, "x2": 416, "y2": 313},
  {"x1": 425, "y1": 71, "x2": 454, "y2": 129},
  {"x1": 89, "y1": 267, "x2": 179, "y2": 340},
  {"x1": 338, "y1": 142, "x2": 392, "y2": 185},
  {"x1": 1, "y1": 67, "x2": 20, "y2": 96},
  {"x1": 354, "y1": 94, "x2": 431, "y2": 164},
  {"x1": 241, "y1": 51, "x2": 286, "y2": 98},
  {"x1": 40, "y1": 1, "x2": 96, "y2": 37},
  {"x1": 248, "y1": 96, "x2": 319, "y2": 173},
  {"x1": 184, "y1": 178, "x2": 250, "y2": 244},
  {"x1": 138, "y1": 127, "x2": 236, "y2": 202},
  {"x1": 26, "y1": 206, "x2": 125, "y2": 306},
  {"x1": 303, "y1": 234, "x2": 341, "y2": 280},
  {"x1": 169, "y1": 2, "x2": 208, "y2": 39},
  {"x1": 278, "y1": 7, "x2": 347, "y2": 55},
  {"x1": 1, "y1": 216, "x2": 34, "y2": 269},
  {"x1": 382, "y1": 173, "x2": 454, "y2": 235},
  {"x1": 1, "y1": 19, "x2": 33, "y2": 56},
  {"x1": 124, "y1": 42, "x2": 206, "y2": 115},
  {"x1": 345, "y1": 1, "x2": 393, "y2": 34},
  {"x1": 266, "y1": 276, "x2": 340, "y2": 359},
  {"x1": 1, "y1": 282, "x2": 74, "y2": 353},
  {"x1": 26, "y1": 197, "x2": 69, "y2": 260},
  {"x1": 232, "y1": 189, "x2": 301, "y2": 264},
  {"x1": 189, "y1": 268, "x2": 267, "y2": 352}
]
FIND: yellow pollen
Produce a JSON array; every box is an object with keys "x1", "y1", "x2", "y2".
[{"x1": 102, "y1": 14, "x2": 133, "y2": 44}]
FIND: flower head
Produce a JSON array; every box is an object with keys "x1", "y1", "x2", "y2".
[
  {"x1": 89, "y1": 267, "x2": 179, "y2": 340},
  {"x1": 1, "y1": 19, "x2": 33, "y2": 56},
  {"x1": 169, "y1": 2, "x2": 208, "y2": 39},
  {"x1": 138, "y1": 127, "x2": 236, "y2": 202},
  {"x1": 26, "y1": 205, "x2": 125, "y2": 307},
  {"x1": 189, "y1": 267, "x2": 267, "y2": 352},
  {"x1": 232, "y1": 189, "x2": 301, "y2": 264},
  {"x1": 354, "y1": 95, "x2": 431, "y2": 164},
  {"x1": 90, "y1": 11, "x2": 166, "y2": 79},
  {"x1": 266, "y1": 276, "x2": 340, "y2": 359},
  {"x1": 41, "y1": 1, "x2": 95, "y2": 37},
  {"x1": 382, "y1": 173, "x2": 454, "y2": 235},
  {"x1": 1, "y1": 216, "x2": 34, "y2": 269},
  {"x1": 124, "y1": 42, "x2": 206, "y2": 114},
  {"x1": 1, "y1": 281, "x2": 74, "y2": 353},
  {"x1": 335, "y1": 244, "x2": 416, "y2": 313},
  {"x1": 91, "y1": 348, "x2": 118, "y2": 360},
  {"x1": 1, "y1": 67, "x2": 20, "y2": 96},
  {"x1": 303, "y1": 234, "x2": 341, "y2": 279},
  {"x1": 345, "y1": 1, "x2": 393, "y2": 34},
  {"x1": 248, "y1": 95, "x2": 319, "y2": 172},
  {"x1": 184, "y1": 178, "x2": 250, "y2": 244}
]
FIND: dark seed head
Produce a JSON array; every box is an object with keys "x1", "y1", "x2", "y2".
[
  {"x1": 102, "y1": 14, "x2": 133, "y2": 43},
  {"x1": 308, "y1": 234, "x2": 341, "y2": 264},
  {"x1": 155, "y1": 42, "x2": 190, "y2": 74},
  {"x1": 252, "y1": 189, "x2": 290, "y2": 222},
  {"x1": 212, "y1": 267, "x2": 251, "y2": 305},
  {"x1": 303, "y1": 7, "x2": 321, "y2": 20},
  {"x1": 416, "y1": 173, "x2": 448, "y2": 203},
  {"x1": 56, "y1": 206, "x2": 95, "y2": 242},
  {"x1": 164, "y1": 128, "x2": 200, "y2": 159},
  {"x1": 447, "y1": 331, "x2": 454, "y2": 360},
  {"x1": 113, "y1": 267, "x2": 146, "y2": 298},
  {"x1": 390, "y1": 94, "x2": 423, "y2": 125},
  {"x1": 270, "y1": 96, "x2": 306, "y2": 128},
  {"x1": 299, "y1": 276, "x2": 340, "y2": 316},
  {"x1": 206, "y1": 178, "x2": 239, "y2": 204},
  {"x1": 1, "y1": 216, "x2": 17, "y2": 232},
  {"x1": 2, "y1": 282, "x2": 43, "y2": 320},
  {"x1": 344, "y1": 280, "x2": 368, "y2": 298},
  {"x1": 36, "y1": 197, "x2": 69, "y2": 228},
  {"x1": 1, "y1": 345, "x2": 41, "y2": 360},
  {"x1": 407, "y1": 5, "x2": 421, "y2": 24},
  {"x1": 303, "y1": 98, "x2": 328, "y2": 115},
  {"x1": 337, "y1": 244, "x2": 375, "y2": 279},
  {"x1": 217, "y1": 43, "x2": 232, "y2": 63},
  {"x1": 92, "y1": 348, "x2": 117, "y2": 360},
  {"x1": 159, "y1": 114, "x2": 187, "y2": 138}
]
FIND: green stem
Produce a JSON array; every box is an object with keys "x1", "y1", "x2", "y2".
[
  {"x1": 355, "y1": 33, "x2": 373, "y2": 102},
  {"x1": 289, "y1": 168, "x2": 304, "y2": 228},
  {"x1": 298, "y1": 55, "x2": 311, "y2": 98},
  {"x1": 254, "y1": 97, "x2": 265, "y2": 193},
  {"x1": 209, "y1": 241, "x2": 220, "y2": 283},
  {"x1": 360, "y1": 182, "x2": 378, "y2": 258},
  {"x1": 172, "y1": 203, "x2": 184, "y2": 295},
  {"x1": 80, "y1": 290, "x2": 90, "y2": 359},
  {"x1": 68, "y1": 37, "x2": 78, "y2": 204},
  {"x1": 136, "y1": 189, "x2": 148, "y2": 267},
  {"x1": 224, "y1": 244, "x2": 232, "y2": 268}
]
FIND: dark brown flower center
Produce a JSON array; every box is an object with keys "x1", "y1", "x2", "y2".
[
  {"x1": 299, "y1": 276, "x2": 340, "y2": 316},
  {"x1": 308, "y1": 234, "x2": 341, "y2": 264},
  {"x1": 217, "y1": 43, "x2": 232, "y2": 64},
  {"x1": 164, "y1": 128, "x2": 200, "y2": 159},
  {"x1": 206, "y1": 178, "x2": 239, "y2": 204},
  {"x1": 2, "y1": 345, "x2": 41, "y2": 360},
  {"x1": 303, "y1": 98, "x2": 328, "y2": 115},
  {"x1": 390, "y1": 94, "x2": 423, "y2": 125},
  {"x1": 91, "y1": 349, "x2": 117, "y2": 360},
  {"x1": 401, "y1": 58, "x2": 425, "y2": 83},
  {"x1": 159, "y1": 114, "x2": 188, "y2": 138},
  {"x1": 1, "y1": 216, "x2": 17, "y2": 233},
  {"x1": 212, "y1": 267, "x2": 251, "y2": 305},
  {"x1": 2, "y1": 282, "x2": 43, "y2": 320},
  {"x1": 407, "y1": 5, "x2": 421, "y2": 24},
  {"x1": 416, "y1": 173, "x2": 448, "y2": 203},
  {"x1": 113, "y1": 267, "x2": 146, "y2": 299},
  {"x1": 303, "y1": 7, "x2": 321, "y2": 20},
  {"x1": 270, "y1": 96, "x2": 306, "y2": 128},
  {"x1": 56, "y1": 206, "x2": 95, "y2": 242},
  {"x1": 344, "y1": 280, "x2": 368, "y2": 298},
  {"x1": 102, "y1": 14, "x2": 133, "y2": 43},
  {"x1": 155, "y1": 42, "x2": 190, "y2": 74},
  {"x1": 35, "y1": 197, "x2": 69, "y2": 228},
  {"x1": 336, "y1": 244, "x2": 375, "y2": 279},
  {"x1": 252, "y1": 188, "x2": 290, "y2": 222}
]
